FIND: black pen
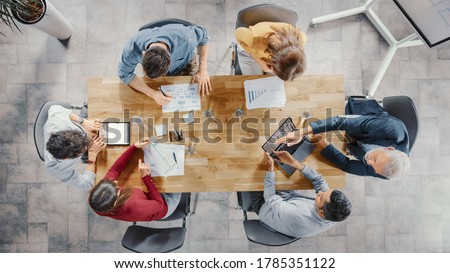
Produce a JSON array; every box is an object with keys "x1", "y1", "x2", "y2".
[
  {"x1": 159, "y1": 87, "x2": 168, "y2": 97},
  {"x1": 172, "y1": 152, "x2": 178, "y2": 164}
]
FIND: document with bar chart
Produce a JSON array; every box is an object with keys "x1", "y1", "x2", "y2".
[{"x1": 244, "y1": 76, "x2": 286, "y2": 109}]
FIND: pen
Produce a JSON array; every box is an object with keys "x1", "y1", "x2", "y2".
[
  {"x1": 159, "y1": 87, "x2": 168, "y2": 97},
  {"x1": 172, "y1": 152, "x2": 178, "y2": 164}
]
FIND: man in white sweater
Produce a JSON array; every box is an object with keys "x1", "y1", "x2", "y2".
[{"x1": 44, "y1": 105, "x2": 106, "y2": 191}]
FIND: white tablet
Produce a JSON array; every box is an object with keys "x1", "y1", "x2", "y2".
[{"x1": 102, "y1": 122, "x2": 130, "y2": 145}]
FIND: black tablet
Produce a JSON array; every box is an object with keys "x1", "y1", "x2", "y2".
[{"x1": 261, "y1": 117, "x2": 296, "y2": 154}]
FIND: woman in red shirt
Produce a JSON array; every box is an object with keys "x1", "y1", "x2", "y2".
[{"x1": 88, "y1": 138, "x2": 181, "y2": 222}]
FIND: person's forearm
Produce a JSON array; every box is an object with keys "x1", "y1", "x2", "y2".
[
  {"x1": 85, "y1": 151, "x2": 98, "y2": 173},
  {"x1": 104, "y1": 145, "x2": 137, "y2": 180},
  {"x1": 128, "y1": 77, "x2": 156, "y2": 98},
  {"x1": 300, "y1": 165, "x2": 329, "y2": 192},
  {"x1": 197, "y1": 45, "x2": 208, "y2": 73},
  {"x1": 310, "y1": 116, "x2": 344, "y2": 134},
  {"x1": 292, "y1": 160, "x2": 305, "y2": 171},
  {"x1": 263, "y1": 171, "x2": 276, "y2": 201},
  {"x1": 85, "y1": 162, "x2": 96, "y2": 173}
]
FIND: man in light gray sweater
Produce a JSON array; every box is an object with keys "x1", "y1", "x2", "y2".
[
  {"x1": 44, "y1": 105, "x2": 106, "y2": 191},
  {"x1": 250, "y1": 151, "x2": 352, "y2": 238}
]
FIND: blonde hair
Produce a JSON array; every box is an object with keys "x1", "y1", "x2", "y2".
[{"x1": 262, "y1": 25, "x2": 306, "y2": 81}]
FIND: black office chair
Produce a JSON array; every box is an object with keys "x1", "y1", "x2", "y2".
[
  {"x1": 237, "y1": 192, "x2": 301, "y2": 246},
  {"x1": 34, "y1": 101, "x2": 88, "y2": 162},
  {"x1": 139, "y1": 18, "x2": 194, "y2": 32},
  {"x1": 382, "y1": 96, "x2": 419, "y2": 151},
  {"x1": 231, "y1": 4, "x2": 299, "y2": 75},
  {"x1": 345, "y1": 95, "x2": 419, "y2": 152},
  {"x1": 121, "y1": 193, "x2": 191, "y2": 253}
]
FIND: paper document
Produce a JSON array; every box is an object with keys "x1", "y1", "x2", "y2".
[
  {"x1": 154, "y1": 124, "x2": 168, "y2": 136},
  {"x1": 143, "y1": 143, "x2": 185, "y2": 177},
  {"x1": 161, "y1": 83, "x2": 201, "y2": 113},
  {"x1": 244, "y1": 76, "x2": 286, "y2": 109}
]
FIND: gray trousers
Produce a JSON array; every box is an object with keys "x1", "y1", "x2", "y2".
[
  {"x1": 161, "y1": 192, "x2": 182, "y2": 219},
  {"x1": 237, "y1": 45, "x2": 264, "y2": 75}
]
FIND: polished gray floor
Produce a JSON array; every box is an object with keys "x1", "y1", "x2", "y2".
[{"x1": 1, "y1": 0, "x2": 450, "y2": 253}]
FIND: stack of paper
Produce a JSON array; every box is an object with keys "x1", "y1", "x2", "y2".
[
  {"x1": 244, "y1": 76, "x2": 286, "y2": 109},
  {"x1": 143, "y1": 142, "x2": 185, "y2": 177},
  {"x1": 161, "y1": 83, "x2": 201, "y2": 113}
]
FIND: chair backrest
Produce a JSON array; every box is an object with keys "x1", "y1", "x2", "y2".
[
  {"x1": 237, "y1": 192, "x2": 301, "y2": 246},
  {"x1": 121, "y1": 193, "x2": 191, "y2": 253},
  {"x1": 382, "y1": 96, "x2": 419, "y2": 151},
  {"x1": 121, "y1": 225, "x2": 186, "y2": 253},
  {"x1": 34, "y1": 101, "x2": 72, "y2": 161},
  {"x1": 139, "y1": 18, "x2": 194, "y2": 32},
  {"x1": 235, "y1": 4, "x2": 298, "y2": 29}
]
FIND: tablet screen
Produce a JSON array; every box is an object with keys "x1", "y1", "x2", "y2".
[
  {"x1": 261, "y1": 117, "x2": 295, "y2": 154},
  {"x1": 102, "y1": 122, "x2": 130, "y2": 145}
]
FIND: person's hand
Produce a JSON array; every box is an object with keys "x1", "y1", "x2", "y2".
[
  {"x1": 151, "y1": 90, "x2": 172, "y2": 106},
  {"x1": 275, "y1": 130, "x2": 303, "y2": 147},
  {"x1": 134, "y1": 137, "x2": 150, "y2": 149},
  {"x1": 314, "y1": 133, "x2": 330, "y2": 149},
  {"x1": 82, "y1": 119, "x2": 103, "y2": 134},
  {"x1": 88, "y1": 135, "x2": 106, "y2": 160},
  {"x1": 191, "y1": 69, "x2": 211, "y2": 97},
  {"x1": 273, "y1": 151, "x2": 297, "y2": 166},
  {"x1": 264, "y1": 152, "x2": 274, "y2": 171},
  {"x1": 273, "y1": 151, "x2": 305, "y2": 171},
  {"x1": 138, "y1": 158, "x2": 151, "y2": 177},
  {"x1": 260, "y1": 61, "x2": 273, "y2": 73}
]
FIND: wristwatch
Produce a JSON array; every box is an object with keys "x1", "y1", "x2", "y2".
[{"x1": 77, "y1": 116, "x2": 84, "y2": 124}]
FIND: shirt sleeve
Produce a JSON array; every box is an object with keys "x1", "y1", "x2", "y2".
[
  {"x1": 310, "y1": 116, "x2": 346, "y2": 134},
  {"x1": 300, "y1": 165, "x2": 329, "y2": 193},
  {"x1": 45, "y1": 105, "x2": 73, "y2": 132},
  {"x1": 117, "y1": 43, "x2": 140, "y2": 85},
  {"x1": 263, "y1": 171, "x2": 276, "y2": 201},
  {"x1": 263, "y1": 171, "x2": 296, "y2": 218},
  {"x1": 45, "y1": 159, "x2": 95, "y2": 192},
  {"x1": 141, "y1": 175, "x2": 165, "y2": 204},
  {"x1": 193, "y1": 25, "x2": 210, "y2": 46},
  {"x1": 104, "y1": 145, "x2": 137, "y2": 180},
  {"x1": 235, "y1": 27, "x2": 253, "y2": 53},
  {"x1": 321, "y1": 144, "x2": 387, "y2": 179}
]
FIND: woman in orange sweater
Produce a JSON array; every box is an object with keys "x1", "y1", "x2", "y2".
[{"x1": 235, "y1": 22, "x2": 307, "y2": 80}]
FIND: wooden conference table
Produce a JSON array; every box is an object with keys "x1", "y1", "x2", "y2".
[{"x1": 88, "y1": 75, "x2": 346, "y2": 192}]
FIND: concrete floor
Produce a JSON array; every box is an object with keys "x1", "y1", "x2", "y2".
[{"x1": 1, "y1": 0, "x2": 450, "y2": 253}]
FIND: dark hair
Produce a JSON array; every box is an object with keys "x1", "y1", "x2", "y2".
[
  {"x1": 142, "y1": 46, "x2": 171, "y2": 78},
  {"x1": 88, "y1": 179, "x2": 133, "y2": 213},
  {"x1": 263, "y1": 25, "x2": 306, "y2": 81},
  {"x1": 46, "y1": 129, "x2": 89, "y2": 159},
  {"x1": 322, "y1": 190, "x2": 351, "y2": 222}
]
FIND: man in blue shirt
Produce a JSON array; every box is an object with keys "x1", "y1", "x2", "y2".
[
  {"x1": 118, "y1": 23, "x2": 211, "y2": 105},
  {"x1": 249, "y1": 151, "x2": 351, "y2": 238}
]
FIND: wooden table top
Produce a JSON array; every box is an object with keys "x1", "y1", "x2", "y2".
[{"x1": 88, "y1": 75, "x2": 346, "y2": 192}]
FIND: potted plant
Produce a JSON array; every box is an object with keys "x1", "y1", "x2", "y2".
[{"x1": 0, "y1": 0, "x2": 72, "y2": 40}]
